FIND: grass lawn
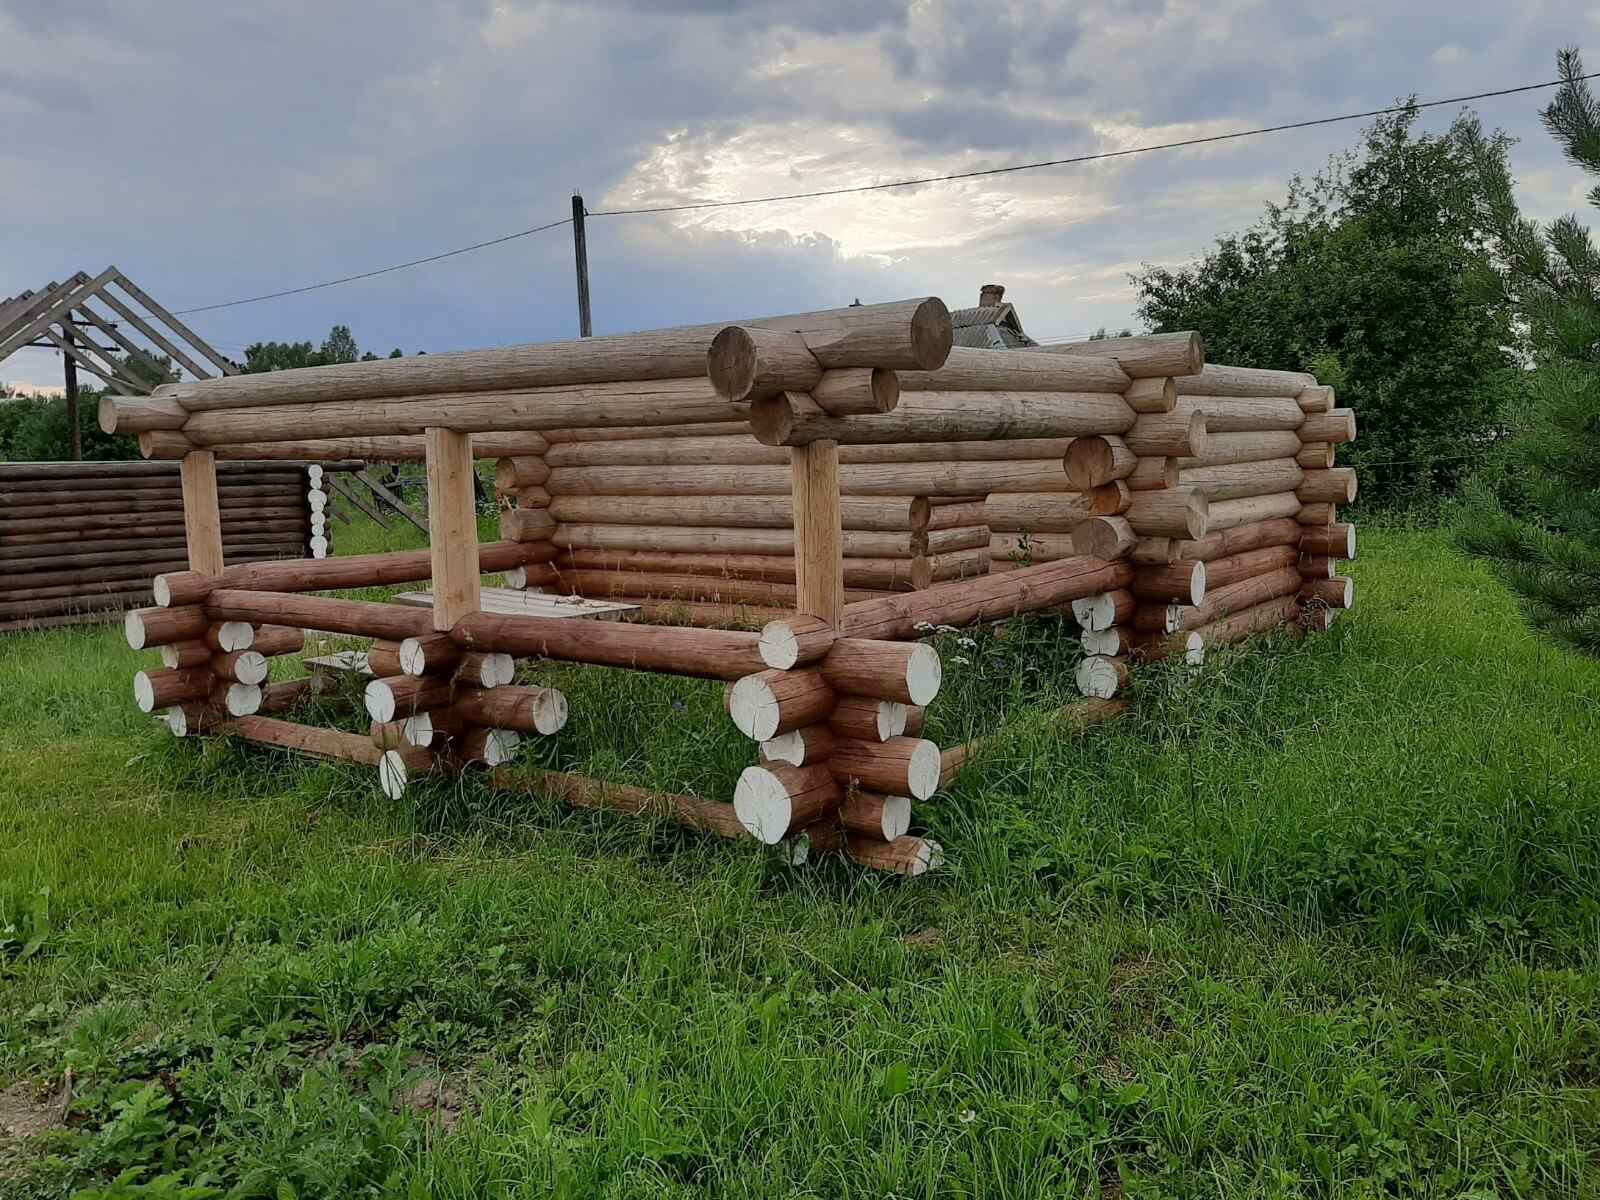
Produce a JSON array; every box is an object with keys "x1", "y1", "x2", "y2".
[{"x1": 0, "y1": 523, "x2": 1596, "y2": 1197}]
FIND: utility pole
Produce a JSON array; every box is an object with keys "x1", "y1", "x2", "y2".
[
  {"x1": 62, "y1": 327, "x2": 81, "y2": 461},
  {"x1": 571, "y1": 193, "x2": 592, "y2": 337}
]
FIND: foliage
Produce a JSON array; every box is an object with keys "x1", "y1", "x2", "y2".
[
  {"x1": 1133, "y1": 106, "x2": 1520, "y2": 508},
  {"x1": 0, "y1": 387, "x2": 143, "y2": 463},
  {"x1": 243, "y1": 326, "x2": 403, "y2": 373},
  {"x1": 1456, "y1": 49, "x2": 1600, "y2": 656},
  {"x1": 0, "y1": 522, "x2": 1597, "y2": 1196}
]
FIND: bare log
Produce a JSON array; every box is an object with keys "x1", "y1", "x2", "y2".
[
  {"x1": 1046, "y1": 331, "x2": 1204, "y2": 378},
  {"x1": 896, "y1": 344, "x2": 1129, "y2": 393},
  {"x1": 827, "y1": 736, "x2": 941, "y2": 800},
  {"x1": 734, "y1": 763, "x2": 842, "y2": 844},
  {"x1": 828, "y1": 696, "x2": 909, "y2": 742},
  {"x1": 728, "y1": 670, "x2": 836, "y2": 740}
]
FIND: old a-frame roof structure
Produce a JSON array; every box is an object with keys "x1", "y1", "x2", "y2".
[{"x1": 0, "y1": 267, "x2": 238, "y2": 395}]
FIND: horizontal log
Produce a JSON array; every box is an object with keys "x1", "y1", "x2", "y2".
[
  {"x1": 624, "y1": 598, "x2": 790, "y2": 626},
  {"x1": 895, "y1": 344, "x2": 1129, "y2": 393},
  {"x1": 501, "y1": 509, "x2": 557, "y2": 542},
  {"x1": 1176, "y1": 430, "x2": 1301, "y2": 468},
  {"x1": 0, "y1": 559, "x2": 191, "y2": 592},
  {"x1": 1125, "y1": 410, "x2": 1206, "y2": 458},
  {"x1": 1194, "y1": 594, "x2": 1302, "y2": 646},
  {"x1": 1165, "y1": 516, "x2": 1303, "y2": 562},
  {"x1": 1296, "y1": 443, "x2": 1335, "y2": 470},
  {"x1": 207, "y1": 590, "x2": 433, "y2": 641},
  {"x1": 841, "y1": 835, "x2": 945, "y2": 876},
  {"x1": 546, "y1": 460, "x2": 1072, "y2": 497},
  {"x1": 707, "y1": 326, "x2": 822, "y2": 402},
  {"x1": 838, "y1": 790, "x2": 912, "y2": 841},
  {"x1": 1126, "y1": 489, "x2": 1208, "y2": 539},
  {"x1": 494, "y1": 456, "x2": 550, "y2": 490},
  {"x1": 1296, "y1": 385, "x2": 1335, "y2": 413},
  {"x1": 1071, "y1": 515, "x2": 1137, "y2": 560},
  {"x1": 500, "y1": 770, "x2": 749, "y2": 840},
  {"x1": 819, "y1": 639, "x2": 941, "y2": 705},
  {"x1": 812, "y1": 368, "x2": 900, "y2": 416},
  {"x1": 543, "y1": 432, "x2": 1076, "y2": 468},
  {"x1": 211, "y1": 649, "x2": 270, "y2": 685},
  {"x1": 137, "y1": 431, "x2": 552, "y2": 461},
  {"x1": 450, "y1": 686, "x2": 570, "y2": 736},
  {"x1": 1174, "y1": 364, "x2": 1316, "y2": 398},
  {"x1": 734, "y1": 763, "x2": 842, "y2": 844},
  {"x1": 547, "y1": 494, "x2": 935, "y2": 532},
  {"x1": 990, "y1": 531, "x2": 1090, "y2": 566},
  {"x1": 1205, "y1": 544, "x2": 1298, "y2": 590},
  {"x1": 757, "y1": 615, "x2": 836, "y2": 670},
  {"x1": 553, "y1": 523, "x2": 981, "y2": 559},
  {"x1": 1174, "y1": 394, "x2": 1305, "y2": 433},
  {"x1": 1299, "y1": 576, "x2": 1353, "y2": 609},
  {"x1": 457, "y1": 727, "x2": 523, "y2": 767},
  {"x1": 1179, "y1": 459, "x2": 1305, "y2": 502},
  {"x1": 1206, "y1": 493, "x2": 1302, "y2": 531},
  {"x1": 0, "y1": 460, "x2": 325, "y2": 482},
  {"x1": 982, "y1": 491, "x2": 1109, "y2": 533},
  {"x1": 1075, "y1": 655, "x2": 1129, "y2": 699},
  {"x1": 541, "y1": 420, "x2": 751, "y2": 445},
  {"x1": 1132, "y1": 560, "x2": 1206, "y2": 605},
  {"x1": 842, "y1": 556, "x2": 1134, "y2": 640},
  {"x1": 1137, "y1": 566, "x2": 1302, "y2": 634},
  {"x1": 2, "y1": 489, "x2": 304, "y2": 520},
  {"x1": 728, "y1": 670, "x2": 836, "y2": 740},
  {"x1": 828, "y1": 695, "x2": 909, "y2": 741},
  {"x1": 0, "y1": 507, "x2": 305, "y2": 536},
  {"x1": 453, "y1": 610, "x2": 767, "y2": 681},
  {"x1": 1298, "y1": 553, "x2": 1338, "y2": 579},
  {"x1": 1297, "y1": 502, "x2": 1337, "y2": 526},
  {"x1": 1063, "y1": 435, "x2": 1136, "y2": 489},
  {"x1": 751, "y1": 390, "x2": 1136, "y2": 447},
  {"x1": 455, "y1": 650, "x2": 515, "y2": 689},
  {"x1": 1071, "y1": 588, "x2": 1136, "y2": 632},
  {"x1": 1126, "y1": 456, "x2": 1179, "y2": 491},
  {"x1": 758, "y1": 723, "x2": 835, "y2": 767},
  {"x1": 827, "y1": 736, "x2": 941, "y2": 800},
  {"x1": 124, "y1": 605, "x2": 210, "y2": 649},
  {"x1": 1044, "y1": 331, "x2": 1204, "y2": 378},
  {"x1": 1299, "y1": 408, "x2": 1356, "y2": 445},
  {"x1": 1300, "y1": 522, "x2": 1356, "y2": 559},
  {"x1": 1297, "y1": 468, "x2": 1358, "y2": 504},
  {"x1": 365, "y1": 676, "x2": 456, "y2": 722},
  {"x1": 1121, "y1": 375, "x2": 1177, "y2": 415},
  {"x1": 134, "y1": 667, "x2": 214, "y2": 712},
  {"x1": 154, "y1": 541, "x2": 544, "y2": 606},
  {"x1": 551, "y1": 567, "x2": 881, "y2": 609}
]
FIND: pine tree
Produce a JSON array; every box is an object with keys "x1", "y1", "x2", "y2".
[{"x1": 1456, "y1": 49, "x2": 1600, "y2": 654}]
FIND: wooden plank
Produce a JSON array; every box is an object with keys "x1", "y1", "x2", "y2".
[
  {"x1": 109, "y1": 270, "x2": 239, "y2": 376},
  {"x1": 424, "y1": 428, "x2": 480, "y2": 630},
  {"x1": 0, "y1": 271, "x2": 102, "y2": 352},
  {"x1": 92, "y1": 286, "x2": 215, "y2": 381},
  {"x1": 791, "y1": 439, "x2": 844, "y2": 624},
  {"x1": 37, "y1": 325, "x2": 148, "y2": 395},
  {"x1": 180, "y1": 450, "x2": 225, "y2": 574},
  {"x1": 393, "y1": 588, "x2": 639, "y2": 621},
  {"x1": 357, "y1": 469, "x2": 428, "y2": 533},
  {"x1": 71, "y1": 302, "x2": 171, "y2": 383},
  {"x1": 324, "y1": 474, "x2": 389, "y2": 527}
]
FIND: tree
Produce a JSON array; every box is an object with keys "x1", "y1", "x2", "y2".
[
  {"x1": 0, "y1": 384, "x2": 142, "y2": 462},
  {"x1": 1132, "y1": 107, "x2": 1520, "y2": 507},
  {"x1": 1455, "y1": 50, "x2": 1600, "y2": 655},
  {"x1": 320, "y1": 324, "x2": 359, "y2": 364}
]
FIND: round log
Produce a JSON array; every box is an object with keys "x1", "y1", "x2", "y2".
[
  {"x1": 819, "y1": 639, "x2": 941, "y2": 705},
  {"x1": 734, "y1": 763, "x2": 841, "y2": 844},
  {"x1": 1168, "y1": 516, "x2": 1302, "y2": 562},
  {"x1": 1063, "y1": 435, "x2": 1136, "y2": 490},
  {"x1": 364, "y1": 676, "x2": 456, "y2": 723},
  {"x1": 1123, "y1": 376, "x2": 1178, "y2": 414},
  {"x1": 758, "y1": 615, "x2": 836, "y2": 669},
  {"x1": 1301, "y1": 523, "x2": 1356, "y2": 560},
  {"x1": 845, "y1": 835, "x2": 945, "y2": 875},
  {"x1": 727, "y1": 670, "x2": 836, "y2": 741},
  {"x1": 456, "y1": 651, "x2": 516, "y2": 688},
  {"x1": 1126, "y1": 489, "x2": 1208, "y2": 539},
  {"x1": 1174, "y1": 365, "x2": 1315, "y2": 398},
  {"x1": 212, "y1": 649, "x2": 269, "y2": 685},
  {"x1": 751, "y1": 390, "x2": 1136, "y2": 448},
  {"x1": 1296, "y1": 385, "x2": 1335, "y2": 414},
  {"x1": 1177, "y1": 430, "x2": 1302, "y2": 468},
  {"x1": 1048, "y1": 331, "x2": 1204, "y2": 378},
  {"x1": 1299, "y1": 576, "x2": 1353, "y2": 609},
  {"x1": 828, "y1": 696, "x2": 909, "y2": 742},
  {"x1": 759, "y1": 723, "x2": 836, "y2": 767},
  {"x1": 459, "y1": 726, "x2": 523, "y2": 767},
  {"x1": 1075, "y1": 655, "x2": 1129, "y2": 699},
  {"x1": 1296, "y1": 502, "x2": 1337, "y2": 526},
  {"x1": 896, "y1": 344, "x2": 1128, "y2": 393},
  {"x1": 1207, "y1": 493, "x2": 1303, "y2": 532},
  {"x1": 1179, "y1": 459, "x2": 1305, "y2": 502},
  {"x1": 134, "y1": 667, "x2": 213, "y2": 712},
  {"x1": 125, "y1": 605, "x2": 210, "y2": 649},
  {"x1": 399, "y1": 632, "x2": 462, "y2": 676},
  {"x1": 1297, "y1": 468, "x2": 1358, "y2": 504},
  {"x1": 1295, "y1": 443, "x2": 1335, "y2": 470},
  {"x1": 212, "y1": 680, "x2": 263, "y2": 717},
  {"x1": 826, "y1": 736, "x2": 941, "y2": 800},
  {"x1": 494, "y1": 456, "x2": 550, "y2": 491},
  {"x1": 1132, "y1": 560, "x2": 1206, "y2": 605},
  {"x1": 1205, "y1": 545, "x2": 1299, "y2": 590},
  {"x1": 1071, "y1": 516, "x2": 1137, "y2": 561},
  {"x1": 453, "y1": 685, "x2": 569, "y2": 735},
  {"x1": 838, "y1": 791, "x2": 912, "y2": 841},
  {"x1": 1127, "y1": 456, "x2": 1179, "y2": 491},
  {"x1": 1299, "y1": 408, "x2": 1357, "y2": 445},
  {"x1": 1070, "y1": 588, "x2": 1136, "y2": 632},
  {"x1": 1125, "y1": 410, "x2": 1207, "y2": 458},
  {"x1": 812, "y1": 368, "x2": 900, "y2": 416}
]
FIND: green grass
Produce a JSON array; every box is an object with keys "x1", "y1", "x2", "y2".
[{"x1": 0, "y1": 525, "x2": 1597, "y2": 1198}]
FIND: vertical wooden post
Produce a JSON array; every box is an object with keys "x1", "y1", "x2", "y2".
[
  {"x1": 425, "y1": 427, "x2": 481, "y2": 631},
  {"x1": 571, "y1": 193, "x2": 592, "y2": 338},
  {"x1": 791, "y1": 440, "x2": 844, "y2": 625},
  {"x1": 179, "y1": 450, "x2": 224, "y2": 574},
  {"x1": 62, "y1": 330, "x2": 81, "y2": 461}
]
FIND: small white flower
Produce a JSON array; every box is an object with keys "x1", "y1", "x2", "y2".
[
  {"x1": 951, "y1": 655, "x2": 971, "y2": 666},
  {"x1": 959, "y1": 1109, "x2": 978, "y2": 1124},
  {"x1": 957, "y1": 637, "x2": 977, "y2": 649}
]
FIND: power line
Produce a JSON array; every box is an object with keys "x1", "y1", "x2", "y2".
[
  {"x1": 160, "y1": 69, "x2": 1596, "y2": 316},
  {"x1": 587, "y1": 73, "x2": 1600, "y2": 217},
  {"x1": 170, "y1": 216, "x2": 572, "y2": 315}
]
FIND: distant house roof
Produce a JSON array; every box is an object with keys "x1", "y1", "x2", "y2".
[{"x1": 948, "y1": 290, "x2": 1038, "y2": 349}]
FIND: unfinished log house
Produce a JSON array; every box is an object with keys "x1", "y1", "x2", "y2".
[{"x1": 102, "y1": 297, "x2": 1356, "y2": 874}]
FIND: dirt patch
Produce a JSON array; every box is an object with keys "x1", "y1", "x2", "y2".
[
  {"x1": 0, "y1": 1079, "x2": 63, "y2": 1141},
  {"x1": 902, "y1": 927, "x2": 944, "y2": 949},
  {"x1": 394, "y1": 1076, "x2": 466, "y2": 1134}
]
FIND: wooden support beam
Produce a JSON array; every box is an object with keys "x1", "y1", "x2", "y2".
[
  {"x1": 791, "y1": 440, "x2": 844, "y2": 626},
  {"x1": 180, "y1": 450, "x2": 224, "y2": 574},
  {"x1": 425, "y1": 428, "x2": 480, "y2": 630}
]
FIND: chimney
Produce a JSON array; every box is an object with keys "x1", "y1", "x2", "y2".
[{"x1": 979, "y1": 283, "x2": 1005, "y2": 308}]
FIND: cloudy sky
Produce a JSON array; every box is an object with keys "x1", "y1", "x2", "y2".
[{"x1": 2, "y1": 0, "x2": 1597, "y2": 391}]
